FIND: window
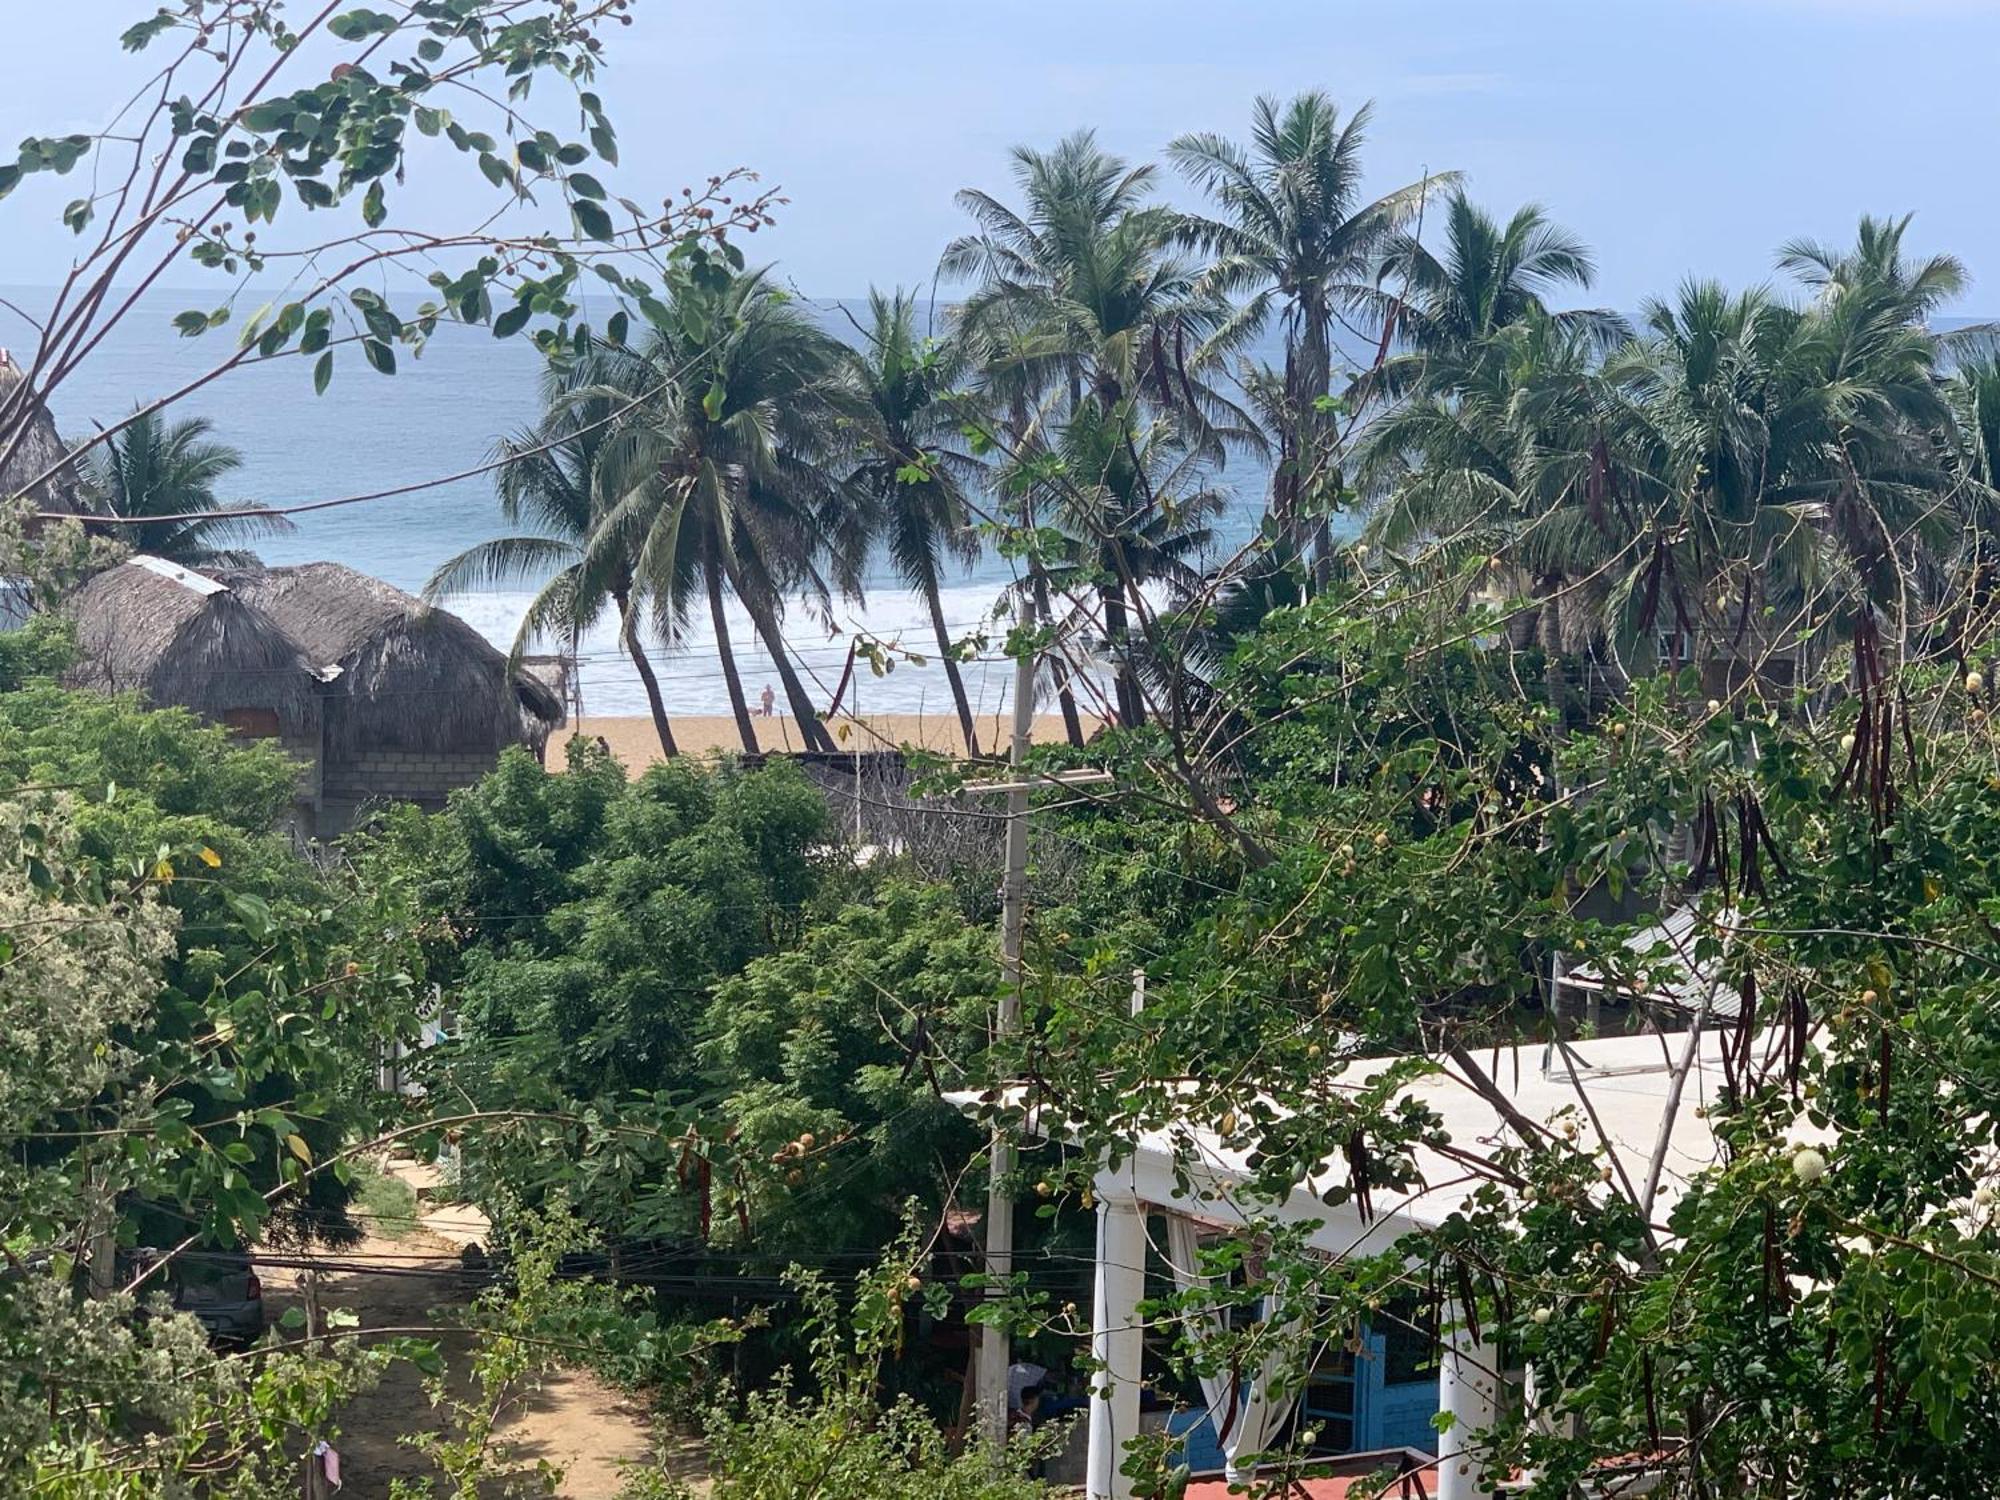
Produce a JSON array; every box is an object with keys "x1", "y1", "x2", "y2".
[
  {"x1": 1655, "y1": 627, "x2": 1695, "y2": 667},
  {"x1": 221, "y1": 706, "x2": 281, "y2": 739},
  {"x1": 1380, "y1": 1299, "x2": 1438, "y2": 1386}
]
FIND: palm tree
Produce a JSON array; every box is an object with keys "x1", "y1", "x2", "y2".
[
  {"x1": 997, "y1": 397, "x2": 1226, "y2": 729},
  {"x1": 426, "y1": 354, "x2": 688, "y2": 757},
  {"x1": 1171, "y1": 93, "x2": 1454, "y2": 556},
  {"x1": 1771, "y1": 219, "x2": 1966, "y2": 633},
  {"x1": 589, "y1": 259, "x2": 862, "y2": 755},
  {"x1": 1616, "y1": 223, "x2": 1971, "y2": 663},
  {"x1": 943, "y1": 130, "x2": 1253, "y2": 727},
  {"x1": 85, "y1": 409, "x2": 290, "y2": 566},
  {"x1": 843, "y1": 289, "x2": 987, "y2": 756},
  {"x1": 1361, "y1": 310, "x2": 1629, "y2": 721},
  {"x1": 1777, "y1": 212, "x2": 1967, "y2": 322},
  {"x1": 1362, "y1": 191, "x2": 1627, "y2": 406},
  {"x1": 944, "y1": 130, "x2": 1247, "y2": 442}
]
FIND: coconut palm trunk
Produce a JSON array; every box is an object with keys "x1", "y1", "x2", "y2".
[
  {"x1": 921, "y1": 575, "x2": 981, "y2": 756},
  {"x1": 1100, "y1": 574, "x2": 1145, "y2": 728},
  {"x1": 704, "y1": 552, "x2": 761, "y2": 754},
  {"x1": 726, "y1": 559, "x2": 839, "y2": 752},
  {"x1": 1540, "y1": 576, "x2": 1568, "y2": 736},
  {"x1": 614, "y1": 586, "x2": 678, "y2": 757},
  {"x1": 1031, "y1": 568, "x2": 1087, "y2": 748},
  {"x1": 1292, "y1": 298, "x2": 1342, "y2": 588}
]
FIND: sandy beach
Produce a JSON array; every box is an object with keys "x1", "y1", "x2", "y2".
[{"x1": 569, "y1": 711, "x2": 1098, "y2": 772}]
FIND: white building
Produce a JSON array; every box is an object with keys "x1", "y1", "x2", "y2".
[{"x1": 958, "y1": 1026, "x2": 1758, "y2": 1499}]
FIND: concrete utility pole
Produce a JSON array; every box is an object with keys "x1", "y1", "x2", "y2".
[
  {"x1": 966, "y1": 648, "x2": 1111, "y2": 1453},
  {"x1": 974, "y1": 648, "x2": 1034, "y2": 1451}
]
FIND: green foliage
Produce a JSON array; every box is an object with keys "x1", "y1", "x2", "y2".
[
  {"x1": 362, "y1": 747, "x2": 855, "y2": 1238},
  {"x1": 702, "y1": 881, "x2": 991, "y2": 1252},
  {"x1": 657, "y1": 1228, "x2": 1057, "y2": 1500},
  {"x1": 0, "y1": 612, "x2": 74, "y2": 692},
  {"x1": 0, "y1": 686, "x2": 425, "y2": 1252},
  {"x1": 3, "y1": 1265, "x2": 400, "y2": 1497},
  {"x1": 399, "y1": 747, "x2": 831, "y2": 1104},
  {"x1": 1000, "y1": 590, "x2": 2000, "y2": 1493}
]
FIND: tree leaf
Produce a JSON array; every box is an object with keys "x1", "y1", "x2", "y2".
[
  {"x1": 572, "y1": 199, "x2": 614, "y2": 243},
  {"x1": 492, "y1": 302, "x2": 532, "y2": 339},
  {"x1": 568, "y1": 171, "x2": 606, "y2": 201},
  {"x1": 361, "y1": 179, "x2": 385, "y2": 228},
  {"x1": 702, "y1": 378, "x2": 727, "y2": 421},
  {"x1": 313, "y1": 350, "x2": 334, "y2": 395},
  {"x1": 326, "y1": 8, "x2": 398, "y2": 41},
  {"x1": 363, "y1": 339, "x2": 396, "y2": 375},
  {"x1": 239, "y1": 100, "x2": 291, "y2": 133}
]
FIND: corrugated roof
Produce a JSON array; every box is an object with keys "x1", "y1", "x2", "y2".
[{"x1": 1562, "y1": 906, "x2": 1744, "y2": 1022}]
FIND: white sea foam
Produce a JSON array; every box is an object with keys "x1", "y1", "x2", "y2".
[{"x1": 449, "y1": 578, "x2": 1098, "y2": 719}]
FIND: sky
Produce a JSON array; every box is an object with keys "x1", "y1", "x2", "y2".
[{"x1": 4, "y1": 0, "x2": 2000, "y2": 313}]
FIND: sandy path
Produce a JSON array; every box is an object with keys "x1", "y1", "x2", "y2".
[{"x1": 262, "y1": 1227, "x2": 656, "y2": 1499}]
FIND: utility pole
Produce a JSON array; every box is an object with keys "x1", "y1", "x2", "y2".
[
  {"x1": 965, "y1": 646, "x2": 1111, "y2": 1452},
  {"x1": 303, "y1": 1265, "x2": 329, "y2": 1500}
]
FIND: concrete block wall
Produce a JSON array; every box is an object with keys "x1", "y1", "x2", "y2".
[
  {"x1": 279, "y1": 734, "x2": 323, "y2": 800},
  {"x1": 321, "y1": 747, "x2": 501, "y2": 807}
]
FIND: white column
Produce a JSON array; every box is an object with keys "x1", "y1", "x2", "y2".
[
  {"x1": 1437, "y1": 1302, "x2": 1501, "y2": 1500},
  {"x1": 1087, "y1": 1186, "x2": 1146, "y2": 1500}
]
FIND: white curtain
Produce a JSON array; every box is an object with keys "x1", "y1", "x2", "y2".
[{"x1": 1163, "y1": 1216, "x2": 1306, "y2": 1483}]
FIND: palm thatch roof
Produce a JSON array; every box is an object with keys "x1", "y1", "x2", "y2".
[
  {"x1": 0, "y1": 351, "x2": 91, "y2": 513},
  {"x1": 63, "y1": 557, "x2": 319, "y2": 733},
  {"x1": 216, "y1": 563, "x2": 563, "y2": 755}
]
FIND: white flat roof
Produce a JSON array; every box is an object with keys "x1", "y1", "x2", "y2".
[{"x1": 956, "y1": 1029, "x2": 1788, "y2": 1257}]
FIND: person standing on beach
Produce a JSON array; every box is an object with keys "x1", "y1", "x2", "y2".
[{"x1": 760, "y1": 683, "x2": 776, "y2": 718}]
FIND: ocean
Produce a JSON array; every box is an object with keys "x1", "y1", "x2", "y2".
[{"x1": 2, "y1": 286, "x2": 1289, "y2": 720}]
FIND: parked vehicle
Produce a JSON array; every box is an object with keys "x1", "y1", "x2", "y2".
[{"x1": 145, "y1": 1248, "x2": 266, "y2": 1347}]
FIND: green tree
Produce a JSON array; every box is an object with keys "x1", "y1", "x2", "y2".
[
  {"x1": 589, "y1": 259, "x2": 864, "y2": 754},
  {"x1": 369, "y1": 747, "x2": 837, "y2": 1238},
  {"x1": 944, "y1": 130, "x2": 1249, "y2": 728},
  {"x1": 428, "y1": 356, "x2": 686, "y2": 756},
  {"x1": 84, "y1": 407, "x2": 290, "y2": 566},
  {"x1": 843, "y1": 290, "x2": 987, "y2": 756},
  {"x1": 1364, "y1": 189, "x2": 1625, "y2": 405},
  {"x1": 701, "y1": 881, "x2": 989, "y2": 1255},
  {"x1": 1172, "y1": 92, "x2": 1452, "y2": 561}
]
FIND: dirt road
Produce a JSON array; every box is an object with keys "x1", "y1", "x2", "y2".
[{"x1": 262, "y1": 1226, "x2": 658, "y2": 1498}]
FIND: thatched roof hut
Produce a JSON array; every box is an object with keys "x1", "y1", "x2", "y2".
[
  {"x1": 63, "y1": 556, "x2": 319, "y2": 734},
  {"x1": 216, "y1": 563, "x2": 562, "y2": 755},
  {"x1": 0, "y1": 350, "x2": 91, "y2": 513}
]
